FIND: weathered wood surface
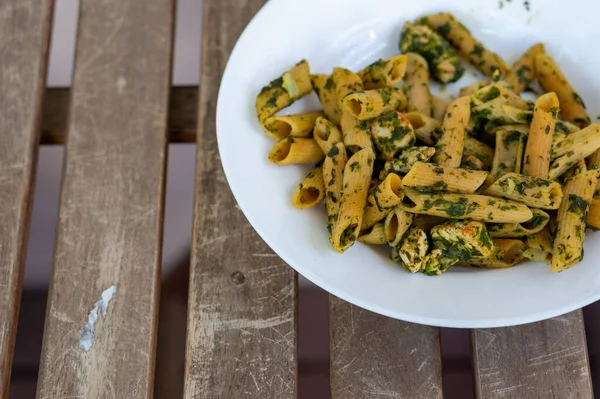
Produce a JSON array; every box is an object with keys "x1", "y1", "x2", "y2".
[
  {"x1": 473, "y1": 310, "x2": 593, "y2": 399},
  {"x1": 35, "y1": 0, "x2": 174, "y2": 397},
  {"x1": 0, "y1": 0, "x2": 53, "y2": 397},
  {"x1": 183, "y1": 0, "x2": 298, "y2": 398},
  {"x1": 330, "y1": 297, "x2": 444, "y2": 399},
  {"x1": 42, "y1": 86, "x2": 198, "y2": 144}
]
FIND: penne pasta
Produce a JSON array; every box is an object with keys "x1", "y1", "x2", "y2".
[
  {"x1": 549, "y1": 127, "x2": 600, "y2": 180},
  {"x1": 400, "y1": 189, "x2": 533, "y2": 223},
  {"x1": 522, "y1": 92, "x2": 559, "y2": 179},
  {"x1": 551, "y1": 124, "x2": 600, "y2": 160},
  {"x1": 342, "y1": 88, "x2": 407, "y2": 120},
  {"x1": 371, "y1": 111, "x2": 416, "y2": 160},
  {"x1": 384, "y1": 206, "x2": 414, "y2": 247},
  {"x1": 331, "y1": 148, "x2": 375, "y2": 252},
  {"x1": 459, "y1": 80, "x2": 488, "y2": 97},
  {"x1": 462, "y1": 136, "x2": 494, "y2": 171},
  {"x1": 399, "y1": 22, "x2": 464, "y2": 83},
  {"x1": 392, "y1": 227, "x2": 429, "y2": 272},
  {"x1": 404, "y1": 112, "x2": 441, "y2": 146},
  {"x1": 324, "y1": 142, "x2": 348, "y2": 234},
  {"x1": 358, "y1": 221, "x2": 387, "y2": 245},
  {"x1": 358, "y1": 55, "x2": 408, "y2": 89},
  {"x1": 463, "y1": 239, "x2": 526, "y2": 268},
  {"x1": 488, "y1": 127, "x2": 525, "y2": 184},
  {"x1": 311, "y1": 74, "x2": 341, "y2": 126},
  {"x1": 471, "y1": 83, "x2": 529, "y2": 109},
  {"x1": 404, "y1": 53, "x2": 432, "y2": 115},
  {"x1": 587, "y1": 199, "x2": 600, "y2": 230},
  {"x1": 263, "y1": 111, "x2": 325, "y2": 140},
  {"x1": 535, "y1": 54, "x2": 590, "y2": 127},
  {"x1": 256, "y1": 60, "x2": 312, "y2": 121},
  {"x1": 505, "y1": 43, "x2": 545, "y2": 94},
  {"x1": 403, "y1": 162, "x2": 488, "y2": 194},
  {"x1": 269, "y1": 137, "x2": 324, "y2": 165},
  {"x1": 484, "y1": 173, "x2": 563, "y2": 210},
  {"x1": 523, "y1": 228, "x2": 553, "y2": 264},
  {"x1": 292, "y1": 165, "x2": 326, "y2": 209},
  {"x1": 433, "y1": 96, "x2": 471, "y2": 168},
  {"x1": 421, "y1": 13, "x2": 509, "y2": 76},
  {"x1": 361, "y1": 173, "x2": 404, "y2": 231},
  {"x1": 313, "y1": 116, "x2": 343, "y2": 154},
  {"x1": 487, "y1": 209, "x2": 550, "y2": 238},
  {"x1": 413, "y1": 214, "x2": 448, "y2": 232},
  {"x1": 552, "y1": 170, "x2": 598, "y2": 272},
  {"x1": 431, "y1": 95, "x2": 448, "y2": 121},
  {"x1": 334, "y1": 68, "x2": 373, "y2": 151}
]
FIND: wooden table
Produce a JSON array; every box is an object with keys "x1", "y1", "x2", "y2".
[{"x1": 0, "y1": 0, "x2": 595, "y2": 398}]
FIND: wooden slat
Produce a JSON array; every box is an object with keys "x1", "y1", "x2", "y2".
[
  {"x1": 473, "y1": 310, "x2": 594, "y2": 398},
  {"x1": 42, "y1": 86, "x2": 198, "y2": 144},
  {"x1": 35, "y1": 0, "x2": 174, "y2": 397},
  {"x1": 0, "y1": 0, "x2": 53, "y2": 397},
  {"x1": 330, "y1": 297, "x2": 444, "y2": 399},
  {"x1": 183, "y1": 0, "x2": 298, "y2": 397}
]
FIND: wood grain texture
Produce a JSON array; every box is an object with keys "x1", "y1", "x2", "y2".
[
  {"x1": 183, "y1": 0, "x2": 298, "y2": 398},
  {"x1": 42, "y1": 86, "x2": 198, "y2": 144},
  {"x1": 330, "y1": 297, "x2": 444, "y2": 399},
  {"x1": 473, "y1": 310, "x2": 593, "y2": 399},
  {"x1": 0, "y1": 1, "x2": 53, "y2": 397},
  {"x1": 35, "y1": 0, "x2": 174, "y2": 397}
]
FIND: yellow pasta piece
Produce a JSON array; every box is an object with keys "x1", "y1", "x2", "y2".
[
  {"x1": 362, "y1": 173, "x2": 404, "y2": 231},
  {"x1": 484, "y1": 173, "x2": 562, "y2": 210},
  {"x1": 505, "y1": 43, "x2": 545, "y2": 94},
  {"x1": 421, "y1": 13, "x2": 509, "y2": 76},
  {"x1": 463, "y1": 239, "x2": 526, "y2": 268},
  {"x1": 404, "y1": 53, "x2": 431, "y2": 115},
  {"x1": 334, "y1": 68, "x2": 372, "y2": 151},
  {"x1": 292, "y1": 165, "x2": 325, "y2": 209},
  {"x1": 358, "y1": 222, "x2": 387, "y2": 245},
  {"x1": 358, "y1": 55, "x2": 408, "y2": 89},
  {"x1": 256, "y1": 60, "x2": 312, "y2": 121},
  {"x1": 384, "y1": 206, "x2": 414, "y2": 247},
  {"x1": 311, "y1": 74, "x2": 341, "y2": 126},
  {"x1": 342, "y1": 88, "x2": 407, "y2": 120},
  {"x1": 524, "y1": 228, "x2": 553, "y2": 264},
  {"x1": 392, "y1": 227, "x2": 429, "y2": 273},
  {"x1": 431, "y1": 95, "x2": 447, "y2": 121},
  {"x1": 522, "y1": 92, "x2": 559, "y2": 179},
  {"x1": 487, "y1": 209, "x2": 550, "y2": 237},
  {"x1": 404, "y1": 112, "x2": 441, "y2": 146},
  {"x1": 459, "y1": 80, "x2": 488, "y2": 97},
  {"x1": 413, "y1": 214, "x2": 447, "y2": 232},
  {"x1": 331, "y1": 148, "x2": 375, "y2": 252},
  {"x1": 403, "y1": 162, "x2": 488, "y2": 194},
  {"x1": 371, "y1": 111, "x2": 416, "y2": 160},
  {"x1": 535, "y1": 54, "x2": 590, "y2": 127},
  {"x1": 587, "y1": 199, "x2": 600, "y2": 229},
  {"x1": 487, "y1": 127, "x2": 525, "y2": 184},
  {"x1": 324, "y1": 142, "x2": 348, "y2": 234},
  {"x1": 433, "y1": 96, "x2": 471, "y2": 168},
  {"x1": 313, "y1": 117, "x2": 343, "y2": 154},
  {"x1": 462, "y1": 136, "x2": 494, "y2": 171},
  {"x1": 401, "y1": 189, "x2": 533, "y2": 223},
  {"x1": 549, "y1": 127, "x2": 600, "y2": 180},
  {"x1": 269, "y1": 137, "x2": 324, "y2": 165},
  {"x1": 471, "y1": 83, "x2": 529, "y2": 109},
  {"x1": 551, "y1": 124, "x2": 600, "y2": 159},
  {"x1": 262, "y1": 111, "x2": 325, "y2": 140}
]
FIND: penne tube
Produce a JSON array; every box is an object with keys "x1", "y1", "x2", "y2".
[
  {"x1": 324, "y1": 142, "x2": 348, "y2": 234},
  {"x1": 522, "y1": 92, "x2": 559, "y2": 179},
  {"x1": 269, "y1": 137, "x2": 324, "y2": 165},
  {"x1": 421, "y1": 13, "x2": 509, "y2": 76},
  {"x1": 413, "y1": 214, "x2": 448, "y2": 232},
  {"x1": 462, "y1": 136, "x2": 494, "y2": 171},
  {"x1": 562, "y1": 160, "x2": 587, "y2": 181},
  {"x1": 400, "y1": 189, "x2": 533, "y2": 223},
  {"x1": 313, "y1": 116, "x2": 343, "y2": 154},
  {"x1": 399, "y1": 22, "x2": 464, "y2": 83},
  {"x1": 555, "y1": 119, "x2": 580, "y2": 135},
  {"x1": 311, "y1": 74, "x2": 341, "y2": 125},
  {"x1": 587, "y1": 199, "x2": 600, "y2": 230},
  {"x1": 334, "y1": 68, "x2": 373, "y2": 151},
  {"x1": 459, "y1": 80, "x2": 488, "y2": 97},
  {"x1": 431, "y1": 95, "x2": 448, "y2": 121},
  {"x1": 384, "y1": 206, "x2": 414, "y2": 247},
  {"x1": 380, "y1": 147, "x2": 436, "y2": 178},
  {"x1": 371, "y1": 111, "x2": 416, "y2": 160},
  {"x1": 292, "y1": 165, "x2": 326, "y2": 209},
  {"x1": 361, "y1": 173, "x2": 404, "y2": 231},
  {"x1": 331, "y1": 148, "x2": 375, "y2": 252},
  {"x1": 535, "y1": 54, "x2": 590, "y2": 127},
  {"x1": 487, "y1": 209, "x2": 550, "y2": 238},
  {"x1": 487, "y1": 127, "x2": 525, "y2": 184},
  {"x1": 523, "y1": 228, "x2": 553, "y2": 264},
  {"x1": 262, "y1": 111, "x2": 325, "y2": 140},
  {"x1": 392, "y1": 227, "x2": 429, "y2": 273},
  {"x1": 256, "y1": 60, "x2": 312, "y2": 121},
  {"x1": 549, "y1": 129, "x2": 600, "y2": 180},
  {"x1": 463, "y1": 239, "x2": 526, "y2": 268},
  {"x1": 484, "y1": 173, "x2": 563, "y2": 210},
  {"x1": 403, "y1": 162, "x2": 488, "y2": 194},
  {"x1": 433, "y1": 96, "x2": 471, "y2": 168},
  {"x1": 404, "y1": 112, "x2": 441, "y2": 146},
  {"x1": 504, "y1": 43, "x2": 545, "y2": 94},
  {"x1": 551, "y1": 124, "x2": 600, "y2": 160},
  {"x1": 471, "y1": 83, "x2": 529, "y2": 109},
  {"x1": 552, "y1": 170, "x2": 598, "y2": 272},
  {"x1": 404, "y1": 53, "x2": 432, "y2": 115},
  {"x1": 342, "y1": 88, "x2": 407, "y2": 120},
  {"x1": 358, "y1": 55, "x2": 408, "y2": 89},
  {"x1": 431, "y1": 220, "x2": 494, "y2": 260},
  {"x1": 358, "y1": 222, "x2": 387, "y2": 245}
]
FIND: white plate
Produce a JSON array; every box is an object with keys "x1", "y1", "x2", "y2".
[{"x1": 217, "y1": 0, "x2": 600, "y2": 328}]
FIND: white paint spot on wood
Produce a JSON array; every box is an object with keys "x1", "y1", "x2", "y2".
[
  {"x1": 117, "y1": 76, "x2": 127, "y2": 93},
  {"x1": 78, "y1": 285, "x2": 117, "y2": 352}
]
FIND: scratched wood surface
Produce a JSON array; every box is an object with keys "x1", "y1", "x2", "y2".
[
  {"x1": 473, "y1": 310, "x2": 593, "y2": 398},
  {"x1": 0, "y1": 1, "x2": 53, "y2": 397},
  {"x1": 35, "y1": 0, "x2": 174, "y2": 397},
  {"x1": 42, "y1": 86, "x2": 198, "y2": 144},
  {"x1": 330, "y1": 297, "x2": 444, "y2": 399},
  {"x1": 183, "y1": 0, "x2": 298, "y2": 397}
]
